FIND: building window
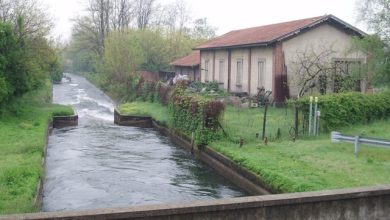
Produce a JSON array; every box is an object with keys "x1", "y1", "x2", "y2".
[
  {"x1": 258, "y1": 60, "x2": 265, "y2": 88},
  {"x1": 204, "y1": 60, "x2": 209, "y2": 82},
  {"x1": 219, "y1": 60, "x2": 224, "y2": 84},
  {"x1": 333, "y1": 59, "x2": 362, "y2": 92},
  {"x1": 236, "y1": 59, "x2": 243, "y2": 86}
]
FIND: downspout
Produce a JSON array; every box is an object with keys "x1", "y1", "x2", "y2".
[
  {"x1": 213, "y1": 51, "x2": 216, "y2": 81},
  {"x1": 248, "y1": 48, "x2": 252, "y2": 95},
  {"x1": 228, "y1": 49, "x2": 232, "y2": 92}
]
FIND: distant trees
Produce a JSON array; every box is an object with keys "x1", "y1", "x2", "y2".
[
  {"x1": 0, "y1": 0, "x2": 61, "y2": 107},
  {"x1": 356, "y1": 0, "x2": 390, "y2": 86},
  {"x1": 65, "y1": 0, "x2": 217, "y2": 99}
]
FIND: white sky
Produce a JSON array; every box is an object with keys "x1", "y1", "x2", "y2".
[{"x1": 42, "y1": 0, "x2": 366, "y2": 42}]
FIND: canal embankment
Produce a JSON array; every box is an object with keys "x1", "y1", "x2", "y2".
[
  {"x1": 117, "y1": 101, "x2": 390, "y2": 193},
  {"x1": 42, "y1": 73, "x2": 247, "y2": 212},
  {"x1": 115, "y1": 109, "x2": 272, "y2": 195},
  {"x1": 0, "y1": 82, "x2": 74, "y2": 215}
]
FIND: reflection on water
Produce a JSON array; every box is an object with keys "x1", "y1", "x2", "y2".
[{"x1": 43, "y1": 73, "x2": 247, "y2": 212}]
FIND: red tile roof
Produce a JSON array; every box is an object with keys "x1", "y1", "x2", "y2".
[
  {"x1": 195, "y1": 15, "x2": 365, "y2": 50},
  {"x1": 170, "y1": 50, "x2": 200, "y2": 67}
]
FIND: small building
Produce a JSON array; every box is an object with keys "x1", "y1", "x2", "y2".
[
  {"x1": 139, "y1": 70, "x2": 159, "y2": 82},
  {"x1": 195, "y1": 15, "x2": 367, "y2": 102},
  {"x1": 170, "y1": 50, "x2": 201, "y2": 82}
]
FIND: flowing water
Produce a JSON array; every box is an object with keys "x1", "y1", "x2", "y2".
[{"x1": 43, "y1": 73, "x2": 247, "y2": 212}]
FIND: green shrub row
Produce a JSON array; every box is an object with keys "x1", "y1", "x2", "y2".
[
  {"x1": 296, "y1": 91, "x2": 390, "y2": 131},
  {"x1": 169, "y1": 82, "x2": 225, "y2": 146}
]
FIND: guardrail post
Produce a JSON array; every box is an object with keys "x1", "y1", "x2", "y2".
[
  {"x1": 331, "y1": 131, "x2": 340, "y2": 143},
  {"x1": 354, "y1": 136, "x2": 360, "y2": 156}
]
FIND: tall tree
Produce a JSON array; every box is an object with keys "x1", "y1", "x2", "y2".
[
  {"x1": 357, "y1": 0, "x2": 390, "y2": 86},
  {"x1": 134, "y1": 0, "x2": 155, "y2": 29},
  {"x1": 357, "y1": 0, "x2": 390, "y2": 42},
  {"x1": 0, "y1": 0, "x2": 53, "y2": 38},
  {"x1": 191, "y1": 17, "x2": 217, "y2": 41}
]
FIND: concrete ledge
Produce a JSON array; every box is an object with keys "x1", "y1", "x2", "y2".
[
  {"x1": 114, "y1": 109, "x2": 153, "y2": 128},
  {"x1": 3, "y1": 185, "x2": 390, "y2": 220},
  {"x1": 52, "y1": 114, "x2": 78, "y2": 128}
]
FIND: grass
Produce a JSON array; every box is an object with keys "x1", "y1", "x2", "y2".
[
  {"x1": 0, "y1": 80, "x2": 73, "y2": 215},
  {"x1": 118, "y1": 102, "x2": 170, "y2": 126},
  {"x1": 119, "y1": 101, "x2": 390, "y2": 193},
  {"x1": 221, "y1": 106, "x2": 295, "y2": 142}
]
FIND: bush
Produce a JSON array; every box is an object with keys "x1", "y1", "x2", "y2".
[
  {"x1": 169, "y1": 83, "x2": 225, "y2": 146},
  {"x1": 296, "y1": 91, "x2": 390, "y2": 131}
]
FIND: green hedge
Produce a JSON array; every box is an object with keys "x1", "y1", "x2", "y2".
[
  {"x1": 169, "y1": 82, "x2": 225, "y2": 146},
  {"x1": 296, "y1": 91, "x2": 390, "y2": 131}
]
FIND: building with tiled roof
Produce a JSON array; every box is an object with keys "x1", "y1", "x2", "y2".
[
  {"x1": 195, "y1": 15, "x2": 367, "y2": 102},
  {"x1": 170, "y1": 50, "x2": 200, "y2": 82}
]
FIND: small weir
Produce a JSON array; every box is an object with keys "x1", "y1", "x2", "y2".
[{"x1": 43, "y1": 74, "x2": 247, "y2": 212}]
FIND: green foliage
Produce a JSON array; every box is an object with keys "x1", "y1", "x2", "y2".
[
  {"x1": 296, "y1": 91, "x2": 390, "y2": 131},
  {"x1": 119, "y1": 101, "x2": 390, "y2": 193},
  {"x1": 352, "y1": 35, "x2": 390, "y2": 86},
  {"x1": 103, "y1": 32, "x2": 145, "y2": 83},
  {"x1": 0, "y1": 82, "x2": 73, "y2": 214},
  {"x1": 169, "y1": 83, "x2": 225, "y2": 146},
  {"x1": 0, "y1": 20, "x2": 61, "y2": 106}
]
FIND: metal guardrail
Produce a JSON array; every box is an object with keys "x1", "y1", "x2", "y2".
[{"x1": 331, "y1": 131, "x2": 390, "y2": 156}]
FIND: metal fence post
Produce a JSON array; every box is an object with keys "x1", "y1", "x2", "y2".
[
  {"x1": 354, "y1": 136, "x2": 360, "y2": 156},
  {"x1": 309, "y1": 96, "x2": 313, "y2": 136},
  {"x1": 313, "y1": 97, "x2": 318, "y2": 136},
  {"x1": 262, "y1": 102, "x2": 268, "y2": 140}
]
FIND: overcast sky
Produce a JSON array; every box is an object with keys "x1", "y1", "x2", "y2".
[{"x1": 42, "y1": 0, "x2": 365, "y2": 42}]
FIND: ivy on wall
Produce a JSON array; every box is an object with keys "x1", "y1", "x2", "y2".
[{"x1": 169, "y1": 82, "x2": 225, "y2": 147}]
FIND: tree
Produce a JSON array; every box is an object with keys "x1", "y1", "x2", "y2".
[
  {"x1": 0, "y1": 0, "x2": 53, "y2": 38},
  {"x1": 111, "y1": 0, "x2": 133, "y2": 32},
  {"x1": 357, "y1": 0, "x2": 390, "y2": 86},
  {"x1": 134, "y1": 0, "x2": 156, "y2": 29},
  {"x1": 291, "y1": 47, "x2": 336, "y2": 97},
  {"x1": 103, "y1": 31, "x2": 145, "y2": 83},
  {"x1": 191, "y1": 17, "x2": 217, "y2": 41},
  {"x1": 357, "y1": 0, "x2": 390, "y2": 42},
  {"x1": 352, "y1": 35, "x2": 390, "y2": 86}
]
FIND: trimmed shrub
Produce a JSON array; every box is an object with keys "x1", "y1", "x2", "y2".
[
  {"x1": 169, "y1": 83, "x2": 225, "y2": 146},
  {"x1": 296, "y1": 91, "x2": 390, "y2": 131}
]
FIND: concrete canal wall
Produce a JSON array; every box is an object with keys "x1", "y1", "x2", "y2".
[
  {"x1": 9, "y1": 110, "x2": 386, "y2": 219},
  {"x1": 4, "y1": 185, "x2": 390, "y2": 220},
  {"x1": 114, "y1": 109, "x2": 272, "y2": 195}
]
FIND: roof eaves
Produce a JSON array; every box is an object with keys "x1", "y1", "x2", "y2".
[
  {"x1": 275, "y1": 15, "x2": 366, "y2": 43},
  {"x1": 196, "y1": 42, "x2": 270, "y2": 50},
  {"x1": 327, "y1": 14, "x2": 367, "y2": 36}
]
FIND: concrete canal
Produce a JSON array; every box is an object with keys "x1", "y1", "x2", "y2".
[{"x1": 43, "y1": 73, "x2": 247, "y2": 212}]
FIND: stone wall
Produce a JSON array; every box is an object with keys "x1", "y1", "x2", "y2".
[{"x1": 4, "y1": 185, "x2": 390, "y2": 220}]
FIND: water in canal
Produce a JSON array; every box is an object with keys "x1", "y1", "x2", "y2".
[{"x1": 43, "y1": 73, "x2": 247, "y2": 212}]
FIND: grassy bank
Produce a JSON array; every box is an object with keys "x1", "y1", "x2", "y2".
[
  {"x1": 0, "y1": 81, "x2": 73, "y2": 215},
  {"x1": 119, "y1": 101, "x2": 390, "y2": 193},
  {"x1": 119, "y1": 102, "x2": 170, "y2": 126}
]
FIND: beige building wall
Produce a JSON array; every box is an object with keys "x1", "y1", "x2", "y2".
[
  {"x1": 230, "y1": 49, "x2": 249, "y2": 93},
  {"x1": 283, "y1": 24, "x2": 367, "y2": 97},
  {"x1": 200, "y1": 51, "x2": 214, "y2": 83},
  {"x1": 214, "y1": 50, "x2": 229, "y2": 90},
  {"x1": 250, "y1": 47, "x2": 274, "y2": 95}
]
